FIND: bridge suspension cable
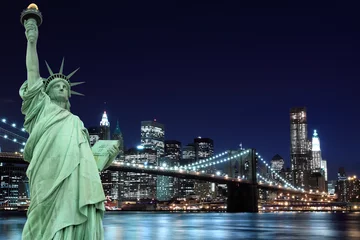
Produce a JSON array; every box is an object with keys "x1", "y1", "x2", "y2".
[
  {"x1": 0, "y1": 127, "x2": 28, "y2": 142},
  {"x1": 0, "y1": 133, "x2": 25, "y2": 153},
  {"x1": 255, "y1": 152, "x2": 302, "y2": 191},
  {"x1": 1, "y1": 117, "x2": 27, "y2": 134},
  {"x1": 182, "y1": 149, "x2": 252, "y2": 171},
  {"x1": 0, "y1": 117, "x2": 28, "y2": 153}
]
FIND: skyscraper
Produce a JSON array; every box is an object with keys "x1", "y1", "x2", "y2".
[
  {"x1": 193, "y1": 137, "x2": 215, "y2": 199},
  {"x1": 157, "y1": 140, "x2": 181, "y2": 201},
  {"x1": 182, "y1": 144, "x2": 196, "y2": 165},
  {"x1": 106, "y1": 120, "x2": 124, "y2": 204},
  {"x1": 311, "y1": 130, "x2": 322, "y2": 170},
  {"x1": 290, "y1": 107, "x2": 310, "y2": 190},
  {"x1": 335, "y1": 167, "x2": 349, "y2": 202},
  {"x1": 96, "y1": 111, "x2": 119, "y2": 203},
  {"x1": 123, "y1": 147, "x2": 157, "y2": 200},
  {"x1": 336, "y1": 167, "x2": 347, "y2": 202},
  {"x1": 321, "y1": 159, "x2": 328, "y2": 182},
  {"x1": 178, "y1": 144, "x2": 196, "y2": 198},
  {"x1": 100, "y1": 111, "x2": 111, "y2": 140},
  {"x1": 270, "y1": 154, "x2": 285, "y2": 183},
  {"x1": 194, "y1": 137, "x2": 214, "y2": 161},
  {"x1": 141, "y1": 120, "x2": 165, "y2": 156}
]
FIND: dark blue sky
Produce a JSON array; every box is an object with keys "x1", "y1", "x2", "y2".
[{"x1": 1, "y1": 1, "x2": 359, "y2": 180}]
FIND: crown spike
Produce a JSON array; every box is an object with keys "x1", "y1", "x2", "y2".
[
  {"x1": 45, "y1": 61, "x2": 54, "y2": 75},
  {"x1": 70, "y1": 81, "x2": 85, "y2": 87},
  {"x1": 59, "y1": 57, "x2": 65, "y2": 74},
  {"x1": 67, "y1": 67, "x2": 80, "y2": 79},
  {"x1": 71, "y1": 90, "x2": 85, "y2": 96}
]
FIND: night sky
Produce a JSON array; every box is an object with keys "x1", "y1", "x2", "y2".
[{"x1": 1, "y1": 1, "x2": 359, "y2": 180}]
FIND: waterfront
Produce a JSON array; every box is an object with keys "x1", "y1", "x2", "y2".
[{"x1": 1, "y1": 212, "x2": 360, "y2": 239}]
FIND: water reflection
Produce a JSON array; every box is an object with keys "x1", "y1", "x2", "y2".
[{"x1": 0, "y1": 212, "x2": 360, "y2": 240}]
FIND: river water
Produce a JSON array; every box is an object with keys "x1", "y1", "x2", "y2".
[{"x1": 1, "y1": 211, "x2": 360, "y2": 240}]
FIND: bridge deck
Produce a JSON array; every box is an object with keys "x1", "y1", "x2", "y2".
[{"x1": 0, "y1": 153, "x2": 322, "y2": 196}]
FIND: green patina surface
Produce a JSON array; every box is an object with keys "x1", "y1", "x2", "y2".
[{"x1": 20, "y1": 6, "x2": 118, "y2": 240}]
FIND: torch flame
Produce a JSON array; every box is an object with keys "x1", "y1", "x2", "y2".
[{"x1": 27, "y1": 3, "x2": 39, "y2": 10}]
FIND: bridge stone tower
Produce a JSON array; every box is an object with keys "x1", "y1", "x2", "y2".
[{"x1": 226, "y1": 149, "x2": 258, "y2": 212}]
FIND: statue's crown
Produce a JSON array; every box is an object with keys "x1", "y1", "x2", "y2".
[{"x1": 44, "y1": 58, "x2": 85, "y2": 96}]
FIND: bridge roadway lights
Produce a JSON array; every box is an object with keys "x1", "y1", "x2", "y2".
[{"x1": 226, "y1": 182, "x2": 258, "y2": 213}]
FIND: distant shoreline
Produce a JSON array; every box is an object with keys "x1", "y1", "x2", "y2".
[{"x1": 1, "y1": 209, "x2": 359, "y2": 214}]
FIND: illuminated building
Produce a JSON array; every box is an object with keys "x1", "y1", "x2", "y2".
[
  {"x1": 0, "y1": 163, "x2": 29, "y2": 209},
  {"x1": 178, "y1": 144, "x2": 196, "y2": 198},
  {"x1": 193, "y1": 137, "x2": 215, "y2": 199},
  {"x1": 328, "y1": 180, "x2": 336, "y2": 196},
  {"x1": 335, "y1": 167, "x2": 359, "y2": 203},
  {"x1": 308, "y1": 169, "x2": 326, "y2": 193},
  {"x1": 194, "y1": 137, "x2": 214, "y2": 161},
  {"x1": 271, "y1": 154, "x2": 285, "y2": 171},
  {"x1": 100, "y1": 120, "x2": 125, "y2": 204},
  {"x1": 122, "y1": 148, "x2": 157, "y2": 201},
  {"x1": 89, "y1": 112, "x2": 121, "y2": 203},
  {"x1": 182, "y1": 144, "x2": 196, "y2": 165},
  {"x1": 284, "y1": 167, "x2": 293, "y2": 184},
  {"x1": 141, "y1": 120, "x2": 165, "y2": 156},
  {"x1": 88, "y1": 111, "x2": 111, "y2": 146},
  {"x1": 308, "y1": 130, "x2": 326, "y2": 192},
  {"x1": 100, "y1": 111, "x2": 111, "y2": 140},
  {"x1": 311, "y1": 130, "x2": 322, "y2": 170},
  {"x1": 270, "y1": 154, "x2": 285, "y2": 183},
  {"x1": 321, "y1": 159, "x2": 328, "y2": 181},
  {"x1": 290, "y1": 107, "x2": 311, "y2": 190},
  {"x1": 157, "y1": 140, "x2": 181, "y2": 201},
  {"x1": 336, "y1": 167, "x2": 347, "y2": 202},
  {"x1": 95, "y1": 111, "x2": 114, "y2": 201},
  {"x1": 346, "y1": 175, "x2": 359, "y2": 202}
]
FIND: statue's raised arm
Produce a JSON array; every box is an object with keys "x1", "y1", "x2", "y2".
[
  {"x1": 21, "y1": 4, "x2": 42, "y2": 88},
  {"x1": 25, "y1": 19, "x2": 40, "y2": 87}
]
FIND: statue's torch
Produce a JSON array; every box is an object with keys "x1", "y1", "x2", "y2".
[{"x1": 20, "y1": 3, "x2": 43, "y2": 26}]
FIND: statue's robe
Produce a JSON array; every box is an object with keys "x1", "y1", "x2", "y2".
[{"x1": 20, "y1": 79, "x2": 105, "y2": 240}]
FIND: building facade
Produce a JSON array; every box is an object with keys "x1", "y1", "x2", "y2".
[
  {"x1": 321, "y1": 159, "x2": 328, "y2": 182},
  {"x1": 290, "y1": 107, "x2": 311, "y2": 190},
  {"x1": 336, "y1": 167, "x2": 348, "y2": 202},
  {"x1": 99, "y1": 111, "x2": 111, "y2": 140},
  {"x1": 193, "y1": 137, "x2": 215, "y2": 199},
  {"x1": 178, "y1": 144, "x2": 196, "y2": 198},
  {"x1": 0, "y1": 163, "x2": 29, "y2": 210},
  {"x1": 156, "y1": 140, "x2": 181, "y2": 201},
  {"x1": 311, "y1": 130, "x2": 322, "y2": 170},
  {"x1": 270, "y1": 154, "x2": 285, "y2": 184},
  {"x1": 122, "y1": 148, "x2": 157, "y2": 201},
  {"x1": 140, "y1": 120, "x2": 165, "y2": 156}
]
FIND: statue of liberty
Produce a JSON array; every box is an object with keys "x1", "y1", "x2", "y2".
[{"x1": 19, "y1": 4, "x2": 119, "y2": 239}]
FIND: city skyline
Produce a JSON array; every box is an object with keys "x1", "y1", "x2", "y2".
[
  {"x1": 0, "y1": 109, "x2": 352, "y2": 181},
  {"x1": 1, "y1": 1, "x2": 359, "y2": 181}
]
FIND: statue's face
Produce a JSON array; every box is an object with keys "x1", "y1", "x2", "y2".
[
  {"x1": 25, "y1": 19, "x2": 38, "y2": 42},
  {"x1": 48, "y1": 79, "x2": 69, "y2": 102}
]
